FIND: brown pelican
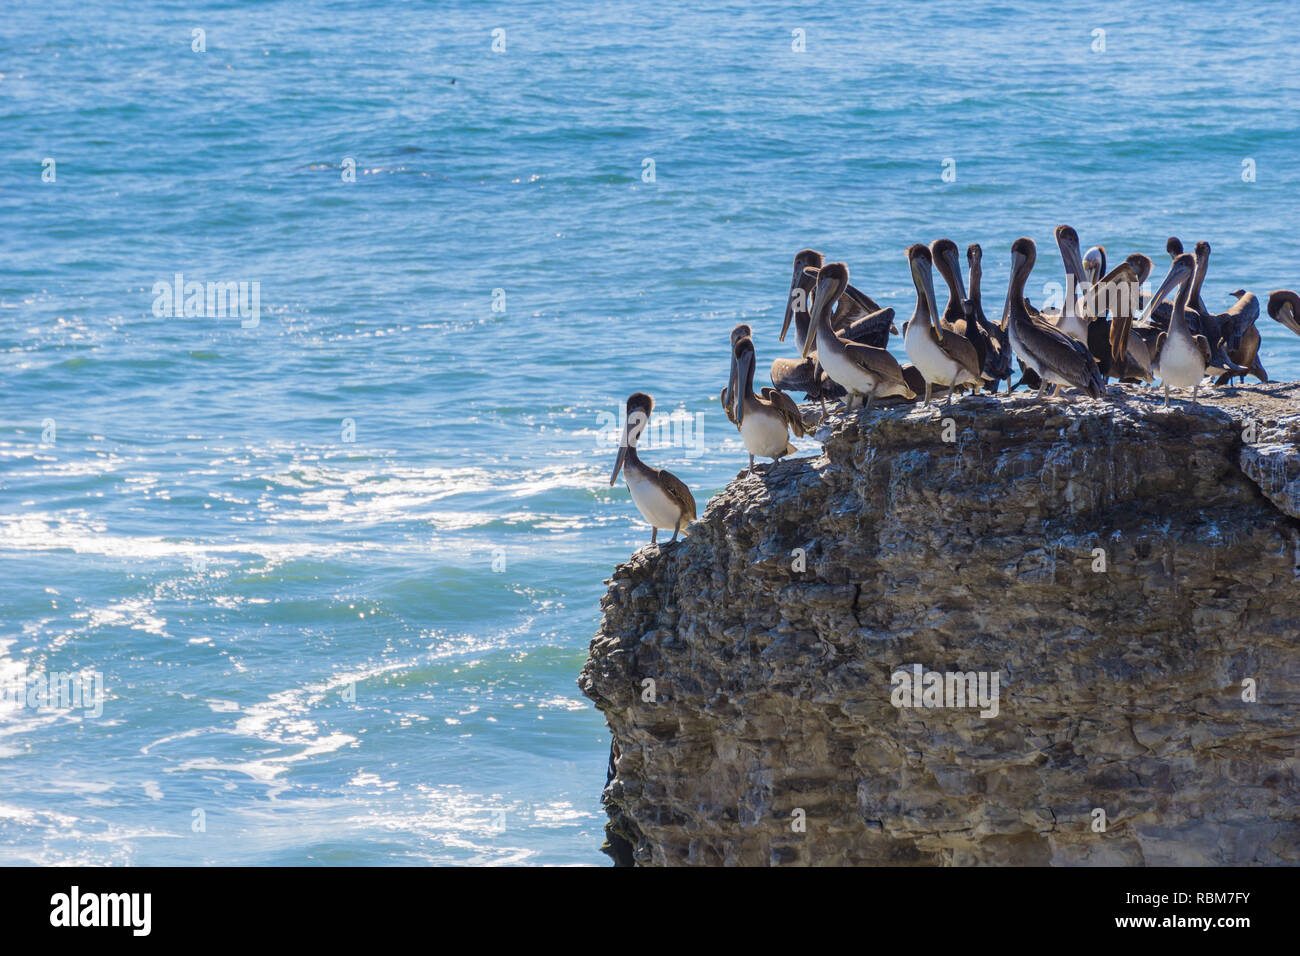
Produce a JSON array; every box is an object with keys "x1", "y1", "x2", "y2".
[
  {"x1": 804, "y1": 262, "x2": 915, "y2": 411},
  {"x1": 1050, "y1": 225, "x2": 1092, "y2": 343},
  {"x1": 967, "y1": 243, "x2": 1013, "y2": 392},
  {"x1": 1005, "y1": 237, "x2": 1105, "y2": 401},
  {"x1": 1148, "y1": 253, "x2": 1211, "y2": 406},
  {"x1": 1214, "y1": 290, "x2": 1267, "y2": 385},
  {"x1": 931, "y1": 239, "x2": 997, "y2": 392},
  {"x1": 1146, "y1": 241, "x2": 1246, "y2": 375},
  {"x1": 1083, "y1": 261, "x2": 1155, "y2": 383},
  {"x1": 1268, "y1": 289, "x2": 1300, "y2": 338},
  {"x1": 772, "y1": 251, "x2": 895, "y2": 400},
  {"x1": 902, "y1": 245, "x2": 987, "y2": 405},
  {"x1": 609, "y1": 392, "x2": 697, "y2": 544},
  {"x1": 730, "y1": 335, "x2": 809, "y2": 473}
]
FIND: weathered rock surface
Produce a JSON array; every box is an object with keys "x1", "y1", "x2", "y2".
[{"x1": 579, "y1": 382, "x2": 1300, "y2": 866}]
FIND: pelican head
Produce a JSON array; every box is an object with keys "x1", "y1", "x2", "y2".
[
  {"x1": 1167, "y1": 237, "x2": 1184, "y2": 258},
  {"x1": 907, "y1": 244, "x2": 941, "y2": 336},
  {"x1": 1125, "y1": 253, "x2": 1153, "y2": 285},
  {"x1": 803, "y1": 262, "x2": 848, "y2": 359},
  {"x1": 1083, "y1": 245, "x2": 1106, "y2": 284},
  {"x1": 781, "y1": 249, "x2": 825, "y2": 343},
  {"x1": 930, "y1": 238, "x2": 966, "y2": 309},
  {"x1": 1268, "y1": 290, "x2": 1300, "y2": 337},
  {"x1": 1054, "y1": 224, "x2": 1088, "y2": 292},
  {"x1": 1003, "y1": 238, "x2": 1036, "y2": 325},
  {"x1": 610, "y1": 392, "x2": 654, "y2": 485}
]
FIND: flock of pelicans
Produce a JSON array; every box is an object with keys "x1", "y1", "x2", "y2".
[{"x1": 610, "y1": 229, "x2": 1300, "y2": 544}]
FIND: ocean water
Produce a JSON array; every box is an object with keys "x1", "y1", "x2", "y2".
[{"x1": 2, "y1": 0, "x2": 1299, "y2": 865}]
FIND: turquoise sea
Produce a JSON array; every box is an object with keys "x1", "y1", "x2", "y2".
[{"x1": 2, "y1": 1, "x2": 1299, "y2": 864}]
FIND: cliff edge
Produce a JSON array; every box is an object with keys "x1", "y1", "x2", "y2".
[{"x1": 579, "y1": 382, "x2": 1300, "y2": 866}]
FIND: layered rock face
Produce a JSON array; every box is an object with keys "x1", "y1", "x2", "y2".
[{"x1": 579, "y1": 382, "x2": 1300, "y2": 866}]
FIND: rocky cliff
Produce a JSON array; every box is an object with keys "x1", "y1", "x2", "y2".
[{"x1": 579, "y1": 382, "x2": 1300, "y2": 866}]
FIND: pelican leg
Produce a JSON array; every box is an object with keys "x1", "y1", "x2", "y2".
[
  {"x1": 670, "y1": 518, "x2": 681, "y2": 543},
  {"x1": 865, "y1": 394, "x2": 875, "y2": 414},
  {"x1": 924, "y1": 382, "x2": 932, "y2": 406},
  {"x1": 943, "y1": 384, "x2": 953, "y2": 408},
  {"x1": 819, "y1": 394, "x2": 829, "y2": 421},
  {"x1": 1191, "y1": 383, "x2": 1199, "y2": 405},
  {"x1": 1162, "y1": 383, "x2": 1170, "y2": 407},
  {"x1": 651, "y1": 527, "x2": 658, "y2": 545},
  {"x1": 748, "y1": 453, "x2": 755, "y2": 475},
  {"x1": 1036, "y1": 377, "x2": 1047, "y2": 401}
]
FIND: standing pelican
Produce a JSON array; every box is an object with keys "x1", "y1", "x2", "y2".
[
  {"x1": 902, "y1": 245, "x2": 987, "y2": 405},
  {"x1": 1005, "y1": 237, "x2": 1106, "y2": 401},
  {"x1": 609, "y1": 393, "x2": 697, "y2": 544},
  {"x1": 730, "y1": 335, "x2": 809, "y2": 474},
  {"x1": 1049, "y1": 225, "x2": 1092, "y2": 343},
  {"x1": 967, "y1": 243, "x2": 1012, "y2": 392},
  {"x1": 1214, "y1": 290, "x2": 1267, "y2": 385},
  {"x1": 1084, "y1": 261, "x2": 1155, "y2": 383},
  {"x1": 804, "y1": 262, "x2": 915, "y2": 411},
  {"x1": 1148, "y1": 253, "x2": 1211, "y2": 406},
  {"x1": 931, "y1": 239, "x2": 994, "y2": 392}
]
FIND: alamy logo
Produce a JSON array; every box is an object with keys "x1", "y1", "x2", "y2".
[
  {"x1": 0, "y1": 667, "x2": 104, "y2": 718},
  {"x1": 890, "y1": 664, "x2": 1000, "y2": 718},
  {"x1": 50, "y1": 886, "x2": 151, "y2": 936},
  {"x1": 151, "y1": 273, "x2": 261, "y2": 328}
]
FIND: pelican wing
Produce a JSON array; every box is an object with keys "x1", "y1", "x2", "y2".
[
  {"x1": 1195, "y1": 334, "x2": 1213, "y2": 368},
  {"x1": 656, "y1": 468, "x2": 697, "y2": 522},
  {"x1": 842, "y1": 341, "x2": 912, "y2": 390},
  {"x1": 760, "y1": 386, "x2": 810, "y2": 437},
  {"x1": 720, "y1": 386, "x2": 738, "y2": 426},
  {"x1": 936, "y1": 328, "x2": 988, "y2": 380},
  {"x1": 841, "y1": 307, "x2": 896, "y2": 349}
]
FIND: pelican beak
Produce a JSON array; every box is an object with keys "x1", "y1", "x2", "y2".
[
  {"x1": 779, "y1": 262, "x2": 803, "y2": 343},
  {"x1": 803, "y1": 277, "x2": 834, "y2": 359},
  {"x1": 1063, "y1": 244, "x2": 1089, "y2": 302},
  {"x1": 1142, "y1": 263, "x2": 1189, "y2": 323},
  {"x1": 1279, "y1": 301, "x2": 1300, "y2": 336},
  {"x1": 727, "y1": 349, "x2": 738, "y2": 412},
  {"x1": 911, "y1": 255, "x2": 940, "y2": 338},
  {"x1": 946, "y1": 248, "x2": 968, "y2": 308},
  {"x1": 609, "y1": 444, "x2": 627, "y2": 486}
]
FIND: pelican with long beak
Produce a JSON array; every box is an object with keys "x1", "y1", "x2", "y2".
[
  {"x1": 1006, "y1": 237, "x2": 1106, "y2": 401},
  {"x1": 609, "y1": 392, "x2": 697, "y2": 545},
  {"x1": 722, "y1": 323, "x2": 754, "y2": 425},
  {"x1": 1083, "y1": 261, "x2": 1155, "y2": 383},
  {"x1": 1148, "y1": 253, "x2": 1212, "y2": 406},
  {"x1": 902, "y1": 245, "x2": 987, "y2": 405},
  {"x1": 771, "y1": 261, "x2": 844, "y2": 400},
  {"x1": 805, "y1": 262, "x2": 915, "y2": 411},
  {"x1": 968, "y1": 243, "x2": 1012, "y2": 391},
  {"x1": 730, "y1": 335, "x2": 809, "y2": 474},
  {"x1": 931, "y1": 239, "x2": 994, "y2": 392},
  {"x1": 1050, "y1": 225, "x2": 1093, "y2": 343}
]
